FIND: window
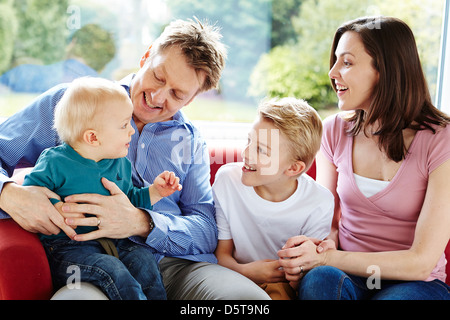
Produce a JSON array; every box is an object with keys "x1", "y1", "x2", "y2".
[
  {"x1": 0, "y1": 0, "x2": 447, "y2": 142},
  {"x1": 436, "y1": 0, "x2": 450, "y2": 114}
]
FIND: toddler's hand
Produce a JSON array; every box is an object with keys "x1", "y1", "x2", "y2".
[{"x1": 151, "y1": 171, "x2": 182, "y2": 203}]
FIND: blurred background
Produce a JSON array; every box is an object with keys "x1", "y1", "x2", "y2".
[{"x1": 0, "y1": 0, "x2": 446, "y2": 141}]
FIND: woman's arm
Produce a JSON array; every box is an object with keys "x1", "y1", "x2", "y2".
[
  {"x1": 315, "y1": 150, "x2": 340, "y2": 247},
  {"x1": 215, "y1": 239, "x2": 286, "y2": 284},
  {"x1": 279, "y1": 159, "x2": 450, "y2": 281}
]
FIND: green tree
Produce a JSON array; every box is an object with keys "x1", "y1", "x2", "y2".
[
  {"x1": 374, "y1": 0, "x2": 444, "y2": 95},
  {"x1": 0, "y1": 0, "x2": 18, "y2": 74},
  {"x1": 167, "y1": 0, "x2": 272, "y2": 101},
  {"x1": 12, "y1": 0, "x2": 69, "y2": 65},
  {"x1": 249, "y1": 0, "x2": 444, "y2": 109},
  {"x1": 250, "y1": 0, "x2": 370, "y2": 108},
  {"x1": 270, "y1": 0, "x2": 303, "y2": 48}
]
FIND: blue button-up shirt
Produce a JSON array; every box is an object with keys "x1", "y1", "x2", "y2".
[{"x1": 0, "y1": 75, "x2": 218, "y2": 263}]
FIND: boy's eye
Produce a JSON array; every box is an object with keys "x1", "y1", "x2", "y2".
[{"x1": 258, "y1": 147, "x2": 268, "y2": 155}]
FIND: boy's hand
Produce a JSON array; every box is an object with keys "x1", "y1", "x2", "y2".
[
  {"x1": 150, "y1": 171, "x2": 182, "y2": 205},
  {"x1": 241, "y1": 259, "x2": 286, "y2": 284}
]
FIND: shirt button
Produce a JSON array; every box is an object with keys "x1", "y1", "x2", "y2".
[{"x1": 141, "y1": 143, "x2": 145, "y2": 149}]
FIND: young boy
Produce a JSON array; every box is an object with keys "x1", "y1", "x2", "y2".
[
  {"x1": 213, "y1": 97, "x2": 334, "y2": 299},
  {"x1": 22, "y1": 77, "x2": 182, "y2": 300}
]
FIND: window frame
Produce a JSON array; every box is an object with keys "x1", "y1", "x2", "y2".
[{"x1": 436, "y1": 0, "x2": 450, "y2": 114}]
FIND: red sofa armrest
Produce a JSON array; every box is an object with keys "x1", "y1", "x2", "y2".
[
  {"x1": 209, "y1": 145, "x2": 243, "y2": 185},
  {"x1": 0, "y1": 219, "x2": 53, "y2": 300},
  {"x1": 446, "y1": 241, "x2": 450, "y2": 285}
]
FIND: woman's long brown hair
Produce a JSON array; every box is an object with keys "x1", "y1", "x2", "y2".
[{"x1": 330, "y1": 16, "x2": 450, "y2": 162}]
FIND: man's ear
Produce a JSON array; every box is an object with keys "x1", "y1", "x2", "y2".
[
  {"x1": 140, "y1": 45, "x2": 152, "y2": 68},
  {"x1": 286, "y1": 160, "x2": 306, "y2": 177},
  {"x1": 83, "y1": 130, "x2": 99, "y2": 146}
]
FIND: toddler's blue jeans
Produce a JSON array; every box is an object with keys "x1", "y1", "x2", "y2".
[{"x1": 41, "y1": 238, "x2": 167, "y2": 300}]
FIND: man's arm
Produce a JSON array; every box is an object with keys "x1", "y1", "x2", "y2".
[{"x1": 144, "y1": 140, "x2": 217, "y2": 256}]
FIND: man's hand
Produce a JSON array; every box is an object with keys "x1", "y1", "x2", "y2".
[
  {"x1": 0, "y1": 182, "x2": 77, "y2": 238},
  {"x1": 63, "y1": 178, "x2": 151, "y2": 241},
  {"x1": 53, "y1": 201, "x2": 85, "y2": 230}
]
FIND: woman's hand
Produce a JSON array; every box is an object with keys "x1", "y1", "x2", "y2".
[
  {"x1": 278, "y1": 235, "x2": 333, "y2": 282},
  {"x1": 63, "y1": 178, "x2": 151, "y2": 241},
  {"x1": 316, "y1": 238, "x2": 337, "y2": 253}
]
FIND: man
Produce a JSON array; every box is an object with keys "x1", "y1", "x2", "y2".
[{"x1": 0, "y1": 19, "x2": 270, "y2": 300}]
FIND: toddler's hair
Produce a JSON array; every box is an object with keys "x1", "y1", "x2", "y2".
[
  {"x1": 258, "y1": 97, "x2": 322, "y2": 171},
  {"x1": 54, "y1": 77, "x2": 130, "y2": 145}
]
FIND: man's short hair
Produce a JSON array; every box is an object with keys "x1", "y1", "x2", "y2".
[{"x1": 152, "y1": 18, "x2": 227, "y2": 93}]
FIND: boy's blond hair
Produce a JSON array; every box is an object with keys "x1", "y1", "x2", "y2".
[
  {"x1": 151, "y1": 18, "x2": 227, "y2": 93},
  {"x1": 258, "y1": 97, "x2": 322, "y2": 171},
  {"x1": 54, "y1": 77, "x2": 130, "y2": 145}
]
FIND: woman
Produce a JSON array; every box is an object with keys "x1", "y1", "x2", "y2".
[{"x1": 278, "y1": 16, "x2": 450, "y2": 300}]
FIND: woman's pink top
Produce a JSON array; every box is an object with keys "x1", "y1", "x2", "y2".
[{"x1": 321, "y1": 114, "x2": 450, "y2": 282}]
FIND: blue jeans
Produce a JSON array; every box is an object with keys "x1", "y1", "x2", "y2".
[
  {"x1": 298, "y1": 266, "x2": 450, "y2": 300},
  {"x1": 41, "y1": 238, "x2": 166, "y2": 300}
]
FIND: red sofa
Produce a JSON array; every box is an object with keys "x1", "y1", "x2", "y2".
[{"x1": 0, "y1": 145, "x2": 448, "y2": 299}]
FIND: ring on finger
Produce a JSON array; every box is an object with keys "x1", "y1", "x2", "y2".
[{"x1": 97, "y1": 218, "x2": 101, "y2": 226}]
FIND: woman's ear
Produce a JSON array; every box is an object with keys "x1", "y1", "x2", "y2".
[
  {"x1": 286, "y1": 160, "x2": 306, "y2": 177},
  {"x1": 140, "y1": 45, "x2": 152, "y2": 68},
  {"x1": 83, "y1": 130, "x2": 99, "y2": 146}
]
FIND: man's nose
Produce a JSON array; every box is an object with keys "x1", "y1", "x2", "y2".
[{"x1": 151, "y1": 88, "x2": 167, "y2": 107}]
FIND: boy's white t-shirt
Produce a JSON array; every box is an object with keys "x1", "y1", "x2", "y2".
[{"x1": 212, "y1": 162, "x2": 334, "y2": 264}]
